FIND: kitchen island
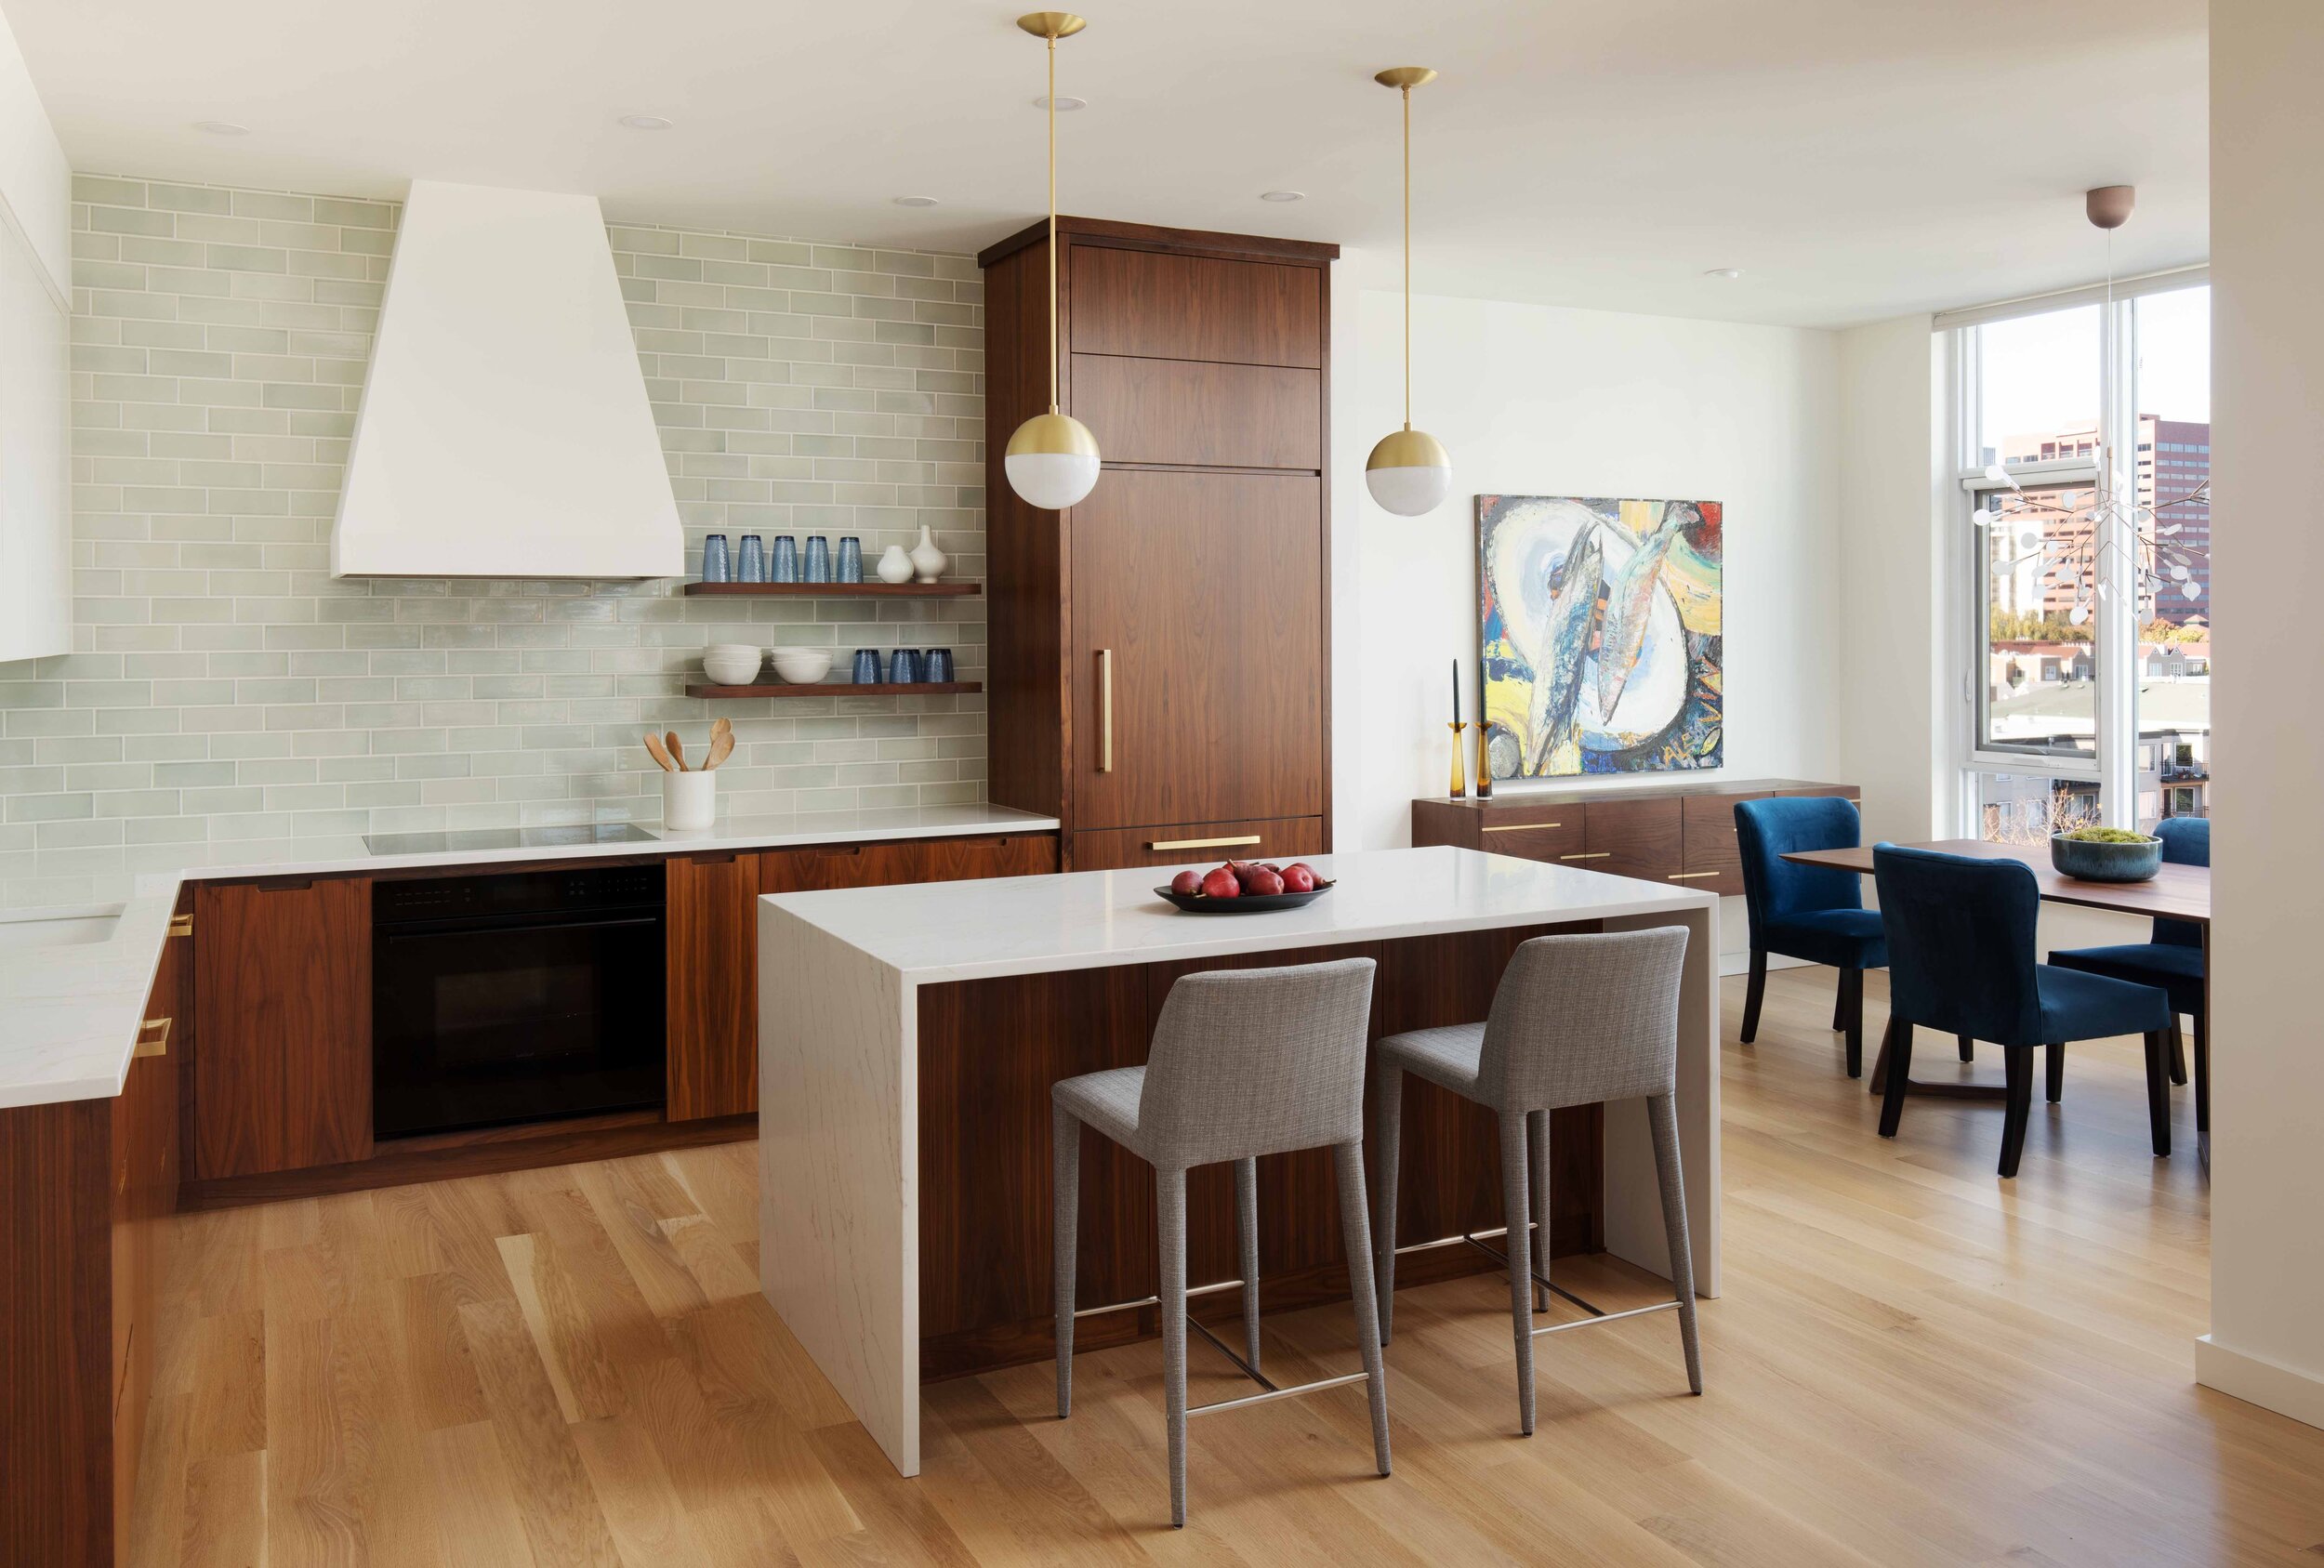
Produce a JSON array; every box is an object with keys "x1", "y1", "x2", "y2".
[{"x1": 757, "y1": 845, "x2": 1719, "y2": 1475}]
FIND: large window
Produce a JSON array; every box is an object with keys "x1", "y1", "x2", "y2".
[{"x1": 1954, "y1": 280, "x2": 2212, "y2": 837}]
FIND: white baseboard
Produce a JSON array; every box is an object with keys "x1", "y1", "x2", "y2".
[
  {"x1": 2196, "y1": 1334, "x2": 2324, "y2": 1431},
  {"x1": 1717, "y1": 952, "x2": 1817, "y2": 979}
]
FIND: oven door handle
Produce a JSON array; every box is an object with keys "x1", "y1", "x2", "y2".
[{"x1": 376, "y1": 911, "x2": 666, "y2": 941}]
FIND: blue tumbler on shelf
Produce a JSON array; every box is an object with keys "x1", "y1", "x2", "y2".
[
  {"x1": 804, "y1": 535, "x2": 832, "y2": 583},
  {"x1": 702, "y1": 534, "x2": 732, "y2": 583},
  {"x1": 924, "y1": 648, "x2": 955, "y2": 684},
  {"x1": 836, "y1": 535, "x2": 863, "y2": 584},
  {"x1": 770, "y1": 534, "x2": 799, "y2": 583},
  {"x1": 852, "y1": 649, "x2": 881, "y2": 685},
  {"x1": 889, "y1": 649, "x2": 922, "y2": 685},
  {"x1": 736, "y1": 534, "x2": 765, "y2": 583}
]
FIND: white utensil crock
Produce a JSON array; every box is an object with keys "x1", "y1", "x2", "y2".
[{"x1": 663, "y1": 769, "x2": 716, "y2": 832}]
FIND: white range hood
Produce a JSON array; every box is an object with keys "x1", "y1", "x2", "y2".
[{"x1": 331, "y1": 180, "x2": 681, "y2": 579}]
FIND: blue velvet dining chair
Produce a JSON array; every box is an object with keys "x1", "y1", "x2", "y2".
[
  {"x1": 2050, "y1": 817, "x2": 2209, "y2": 1129},
  {"x1": 1870, "y1": 843, "x2": 2175, "y2": 1178},
  {"x1": 1735, "y1": 796, "x2": 1889, "y2": 1076}
]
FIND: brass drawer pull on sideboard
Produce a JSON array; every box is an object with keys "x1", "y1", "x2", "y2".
[
  {"x1": 1146, "y1": 835, "x2": 1263, "y2": 853},
  {"x1": 168, "y1": 912, "x2": 193, "y2": 937},
  {"x1": 1559, "y1": 851, "x2": 1611, "y2": 861},
  {"x1": 1482, "y1": 822, "x2": 1560, "y2": 833},
  {"x1": 136, "y1": 1017, "x2": 172, "y2": 1059},
  {"x1": 1668, "y1": 871, "x2": 1723, "y2": 880}
]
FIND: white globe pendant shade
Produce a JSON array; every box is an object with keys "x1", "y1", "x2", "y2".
[
  {"x1": 1364, "y1": 426, "x2": 1453, "y2": 517},
  {"x1": 1006, "y1": 410, "x2": 1102, "y2": 510}
]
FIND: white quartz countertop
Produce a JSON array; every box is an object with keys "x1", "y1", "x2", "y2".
[
  {"x1": 760, "y1": 846, "x2": 1717, "y2": 984},
  {"x1": 0, "y1": 801, "x2": 1059, "y2": 1110}
]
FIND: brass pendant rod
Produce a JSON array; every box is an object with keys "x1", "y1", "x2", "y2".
[
  {"x1": 1402, "y1": 82, "x2": 1412, "y2": 431},
  {"x1": 1047, "y1": 35, "x2": 1059, "y2": 416}
]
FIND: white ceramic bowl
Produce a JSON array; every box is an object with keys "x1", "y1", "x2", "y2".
[
  {"x1": 771, "y1": 647, "x2": 834, "y2": 684},
  {"x1": 702, "y1": 643, "x2": 762, "y2": 685}
]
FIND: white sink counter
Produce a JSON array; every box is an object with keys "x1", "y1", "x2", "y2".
[{"x1": 0, "y1": 802, "x2": 1059, "y2": 1111}]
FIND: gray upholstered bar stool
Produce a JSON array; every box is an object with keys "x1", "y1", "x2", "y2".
[
  {"x1": 1051, "y1": 957, "x2": 1391, "y2": 1529},
  {"x1": 1372, "y1": 927, "x2": 1702, "y2": 1435}
]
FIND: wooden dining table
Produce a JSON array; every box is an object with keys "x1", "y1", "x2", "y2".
[{"x1": 1780, "y1": 838, "x2": 2212, "y2": 1165}]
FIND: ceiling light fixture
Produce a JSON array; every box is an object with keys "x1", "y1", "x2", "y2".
[
  {"x1": 1003, "y1": 13, "x2": 1102, "y2": 513},
  {"x1": 892, "y1": 195, "x2": 941, "y2": 208},
  {"x1": 192, "y1": 121, "x2": 248, "y2": 137},
  {"x1": 1032, "y1": 95, "x2": 1087, "y2": 112},
  {"x1": 617, "y1": 114, "x2": 675, "y2": 131},
  {"x1": 1365, "y1": 66, "x2": 1452, "y2": 518},
  {"x1": 1260, "y1": 190, "x2": 1305, "y2": 203},
  {"x1": 1704, "y1": 267, "x2": 1743, "y2": 280}
]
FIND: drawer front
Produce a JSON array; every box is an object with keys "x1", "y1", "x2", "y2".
[
  {"x1": 1072, "y1": 354, "x2": 1319, "y2": 469},
  {"x1": 1675, "y1": 792, "x2": 1768, "y2": 897},
  {"x1": 1072, "y1": 816, "x2": 1325, "y2": 873},
  {"x1": 1772, "y1": 785, "x2": 1861, "y2": 800},
  {"x1": 1578, "y1": 796, "x2": 1684, "y2": 880},
  {"x1": 914, "y1": 834, "x2": 1060, "y2": 884},
  {"x1": 1070, "y1": 244, "x2": 1322, "y2": 368},
  {"x1": 1474, "y1": 806, "x2": 1585, "y2": 864},
  {"x1": 759, "y1": 840, "x2": 924, "y2": 893}
]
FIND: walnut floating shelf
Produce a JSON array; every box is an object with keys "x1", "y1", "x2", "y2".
[
  {"x1": 685, "y1": 680, "x2": 984, "y2": 699},
  {"x1": 681, "y1": 581, "x2": 981, "y2": 598}
]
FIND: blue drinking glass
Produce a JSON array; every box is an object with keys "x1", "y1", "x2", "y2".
[
  {"x1": 852, "y1": 649, "x2": 881, "y2": 685},
  {"x1": 770, "y1": 534, "x2": 799, "y2": 583},
  {"x1": 702, "y1": 534, "x2": 731, "y2": 583},
  {"x1": 924, "y1": 647, "x2": 955, "y2": 684},
  {"x1": 736, "y1": 534, "x2": 765, "y2": 583},
  {"x1": 803, "y1": 536, "x2": 832, "y2": 583},
  {"x1": 836, "y1": 535, "x2": 863, "y2": 584},
  {"x1": 889, "y1": 649, "x2": 922, "y2": 684}
]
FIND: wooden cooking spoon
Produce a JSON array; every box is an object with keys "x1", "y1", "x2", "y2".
[
  {"x1": 666, "y1": 731, "x2": 686, "y2": 771},
  {"x1": 704, "y1": 717, "x2": 735, "y2": 771},
  {"x1": 642, "y1": 731, "x2": 676, "y2": 771}
]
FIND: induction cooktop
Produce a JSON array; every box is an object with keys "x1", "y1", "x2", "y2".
[{"x1": 361, "y1": 823, "x2": 659, "y2": 857}]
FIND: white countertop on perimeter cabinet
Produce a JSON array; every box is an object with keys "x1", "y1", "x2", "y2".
[
  {"x1": 761, "y1": 845, "x2": 1719, "y2": 983},
  {"x1": 0, "y1": 802, "x2": 1060, "y2": 1111}
]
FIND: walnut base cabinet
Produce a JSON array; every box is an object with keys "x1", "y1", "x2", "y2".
[
  {"x1": 190, "y1": 876, "x2": 372, "y2": 1180},
  {"x1": 0, "y1": 902, "x2": 186, "y2": 1565},
  {"x1": 666, "y1": 834, "x2": 1063, "y2": 1123},
  {"x1": 981, "y1": 217, "x2": 1338, "y2": 869}
]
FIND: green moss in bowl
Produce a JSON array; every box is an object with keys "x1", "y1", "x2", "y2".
[{"x1": 2057, "y1": 826, "x2": 2159, "y2": 845}]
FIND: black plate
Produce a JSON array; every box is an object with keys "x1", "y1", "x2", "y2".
[{"x1": 1154, "y1": 878, "x2": 1336, "y2": 914}]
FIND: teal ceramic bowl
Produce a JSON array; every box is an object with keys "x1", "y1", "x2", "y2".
[{"x1": 2049, "y1": 832, "x2": 2162, "y2": 883}]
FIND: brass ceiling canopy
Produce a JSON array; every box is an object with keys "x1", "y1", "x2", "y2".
[{"x1": 1017, "y1": 12, "x2": 1086, "y2": 40}]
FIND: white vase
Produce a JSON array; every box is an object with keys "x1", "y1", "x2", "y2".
[
  {"x1": 876, "y1": 544, "x2": 914, "y2": 584},
  {"x1": 662, "y1": 769, "x2": 716, "y2": 832},
  {"x1": 908, "y1": 524, "x2": 946, "y2": 584}
]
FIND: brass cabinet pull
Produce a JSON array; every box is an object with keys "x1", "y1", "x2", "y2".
[
  {"x1": 1097, "y1": 649, "x2": 1114, "y2": 773},
  {"x1": 1559, "y1": 851, "x2": 1611, "y2": 861},
  {"x1": 168, "y1": 913, "x2": 193, "y2": 937},
  {"x1": 1146, "y1": 835, "x2": 1262, "y2": 853},
  {"x1": 1482, "y1": 821, "x2": 1560, "y2": 833},
  {"x1": 136, "y1": 1016, "x2": 172, "y2": 1059},
  {"x1": 1668, "y1": 871, "x2": 1723, "y2": 880}
]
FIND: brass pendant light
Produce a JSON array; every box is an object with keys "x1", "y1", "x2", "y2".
[
  {"x1": 1366, "y1": 66, "x2": 1452, "y2": 517},
  {"x1": 1004, "y1": 12, "x2": 1103, "y2": 511}
]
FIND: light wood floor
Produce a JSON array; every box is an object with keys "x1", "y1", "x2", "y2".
[{"x1": 127, "y1": 968, "x2": 2324, "y2": 1567}]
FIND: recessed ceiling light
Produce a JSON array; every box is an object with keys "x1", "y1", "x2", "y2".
[
  {"x1": 1032, "y1": 95, "x2": 1087, "y2": 112},
  {"x1": 618, "y1": 113, "x2": 675, "y2": 131},
  {"x1": 892, "y1": 195, "x2": 940, "y2": 208},
  {"x1": 1704, "y1": 267, "x2": 1744, "y2": 280},
  {"x1": 192, "y1": 121, "x2": 248, "y2": 137},
  {"x1": 1260, "y1": 191, "x2": 1304, "y2": 203}
]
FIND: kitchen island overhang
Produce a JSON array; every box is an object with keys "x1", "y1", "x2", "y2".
[{"x1": 757, "y1": 845, "x2": 1719, "y2": 1475}]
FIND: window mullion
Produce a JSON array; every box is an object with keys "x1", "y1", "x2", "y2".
[{"x1": 2093, "y1": 296, "x2": 2139, "y2": 827}]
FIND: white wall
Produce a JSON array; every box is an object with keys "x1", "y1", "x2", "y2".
[
  {"x1": 0, "y1": 7, "x2": 66, "y2": 298},
  {"x1": 1336, "y1": 284, "x2": 1842, "y2": 955},
  {"x1": 2198, "y1": 0, "x2": 2324, "y2": 1430}
]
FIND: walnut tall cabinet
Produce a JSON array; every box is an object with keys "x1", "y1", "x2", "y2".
[{"x1": 980, "y1": 217, "x2": 1338, "y2": 871}]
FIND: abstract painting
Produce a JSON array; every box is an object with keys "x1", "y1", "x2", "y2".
[{"x1": 1477, "y1": 494, "x2": 1723, "y2": 778}]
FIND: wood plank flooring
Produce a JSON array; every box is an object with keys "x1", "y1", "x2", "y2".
[{"x1": 127, "y1": 968, "x2": 2324, "y2": 1566}]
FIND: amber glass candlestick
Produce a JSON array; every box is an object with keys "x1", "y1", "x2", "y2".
[
  {"x1": 1447, "y1": 720, "x2": 1469, "y2": 799},
  {"x1": 1474, "y1": 720, "x2": 1492, "y2": 799}
]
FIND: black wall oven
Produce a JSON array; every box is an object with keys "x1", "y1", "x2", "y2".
[{"x1": 373, "y1": 863, "x2": 666, "y2": 1140}]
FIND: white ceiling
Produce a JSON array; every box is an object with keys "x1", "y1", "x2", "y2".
[{"x1": 7, "y1": 0, "x2": 2207, "y2": 328}]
